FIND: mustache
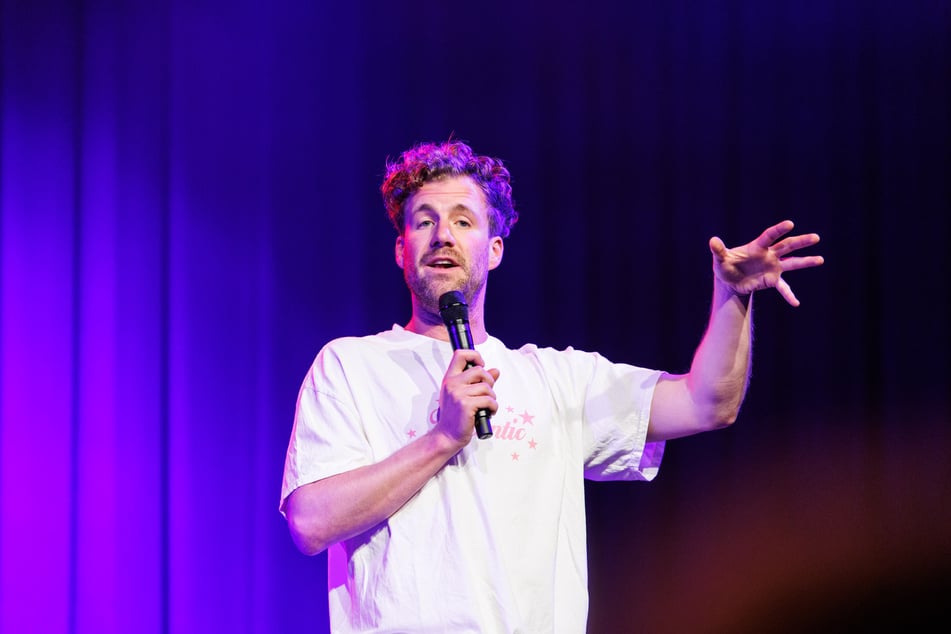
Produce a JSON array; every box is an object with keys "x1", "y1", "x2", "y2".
[{"x1": 424, "y1": 248, "x2": 466, "y2": 264}]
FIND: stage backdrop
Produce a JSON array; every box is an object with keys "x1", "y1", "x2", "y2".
[{"x1": 2, "y1": 1, "x2": 949, "y2": 632}]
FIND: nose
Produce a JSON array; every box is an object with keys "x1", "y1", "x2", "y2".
[{"x1": 431, "y1": 219, "x2": 455, "y2": 247}]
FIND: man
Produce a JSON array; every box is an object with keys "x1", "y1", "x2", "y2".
[{"x1": 280, "y1": 140, "x2": 823, "y2": 633}]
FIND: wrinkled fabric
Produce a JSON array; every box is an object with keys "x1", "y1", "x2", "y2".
[{"x1": 281, "y1": 326, "x2": 664, "y2": 633}]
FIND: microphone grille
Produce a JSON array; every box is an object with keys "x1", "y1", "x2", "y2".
[{"x1": 438, "y1": 291, "x2": 469, "y2": 324}]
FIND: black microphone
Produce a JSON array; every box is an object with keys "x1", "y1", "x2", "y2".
[{"x1": 438, "y1": 291, "x2": 493, "y2": 440}]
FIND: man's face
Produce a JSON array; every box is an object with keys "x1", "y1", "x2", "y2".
[{"x1": 395, "y1": 175, "x2": 503, "y2": 313}]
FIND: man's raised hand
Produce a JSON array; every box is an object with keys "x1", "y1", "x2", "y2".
[{"x1": 709, "y1": 219, "x2": 824, "y2": 307}]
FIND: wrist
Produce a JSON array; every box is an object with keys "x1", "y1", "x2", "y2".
[
  {"x1": 713, "y1": 277, "x2": 752, "y2": 308},
  {"x1": 425, "y1": 426, "x2": 469, "y2": 457}
]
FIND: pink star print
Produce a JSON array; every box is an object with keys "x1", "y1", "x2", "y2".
[
  {"x1": 520, "y1": 410, "x2": 535, "y2": 425},
  {"x1": 506, "y1": 406, "x2": 515, "y2": 413},
  {"x1": 407, "y1": 429, "x2": 417, "y2": 438},
  {"x1": 511, "y1": 452, "x2": 520, "y2": 461},
  {"x1": 528, "y1": 438, "x2": 537, "y2": 449}
]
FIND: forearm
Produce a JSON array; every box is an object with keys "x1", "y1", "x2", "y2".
[
  {"x1": 647, "y1": 219, "x2": 820, "y2": 440},
  {"x1": 686, "y1": 278, "x2": 753, "y2": 427},
  {"x1": 285, "y1": 429, "x2": 464, "y2": 555}
]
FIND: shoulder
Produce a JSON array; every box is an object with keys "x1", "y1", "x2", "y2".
[
  {"x1": 309, "y1": 327, "x2": 446, "y2": 379},
  {"x1": 319, "y1": 326, "x2": 421, "y2": 357},
  {"x1": 303, "y1": 329, "x2": 399, "y2": 379},
  {"x1": 493, "y1": 337, "x2": 596, "y2": 363},
  {"x1": 487, "y1": 337, "x2": 602, "y2": 375},
  {"x1": 491, "y1": 337, "x2": 660, "y2": 384}
]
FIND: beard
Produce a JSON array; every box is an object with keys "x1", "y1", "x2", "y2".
[{"x1": 404, "y1": 247, "x2": 490, "y2": 314}]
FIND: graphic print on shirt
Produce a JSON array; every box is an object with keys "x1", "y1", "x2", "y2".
[{"x1": 403, "y1": 399, "x2": 541, "y2": 464}]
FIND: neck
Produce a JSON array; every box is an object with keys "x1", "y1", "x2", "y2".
[{"x1": 404, "y1": 293, "x2": 489, "y2": 344}]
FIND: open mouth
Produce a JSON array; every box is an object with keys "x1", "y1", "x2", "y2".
[{"x1": 427, "y1": 257, "x2": 459, "y2": 269}]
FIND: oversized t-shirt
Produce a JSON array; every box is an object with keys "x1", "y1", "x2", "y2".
[{"x1": 281, "y1": 326, "x2": 665, "y2": 633}]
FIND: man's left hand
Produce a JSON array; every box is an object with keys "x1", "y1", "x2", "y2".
[{"x1": 709, "y1": 219, "x2": 824, "y2": 307}]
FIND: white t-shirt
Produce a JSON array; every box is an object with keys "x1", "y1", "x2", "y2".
[{"x1": 281, "y1": 326, "x2": 665, "y2": 633}]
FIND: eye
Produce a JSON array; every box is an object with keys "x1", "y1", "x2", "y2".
[
  {"x1": 456, "y1": 218, "x2": 472, "y2": 228},
  {"x1": 416, "y1": 219, "x2": 434, "y2": 229}
]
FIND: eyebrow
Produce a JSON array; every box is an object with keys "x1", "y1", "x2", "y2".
[{"x1": 410, "y1": 203, "x2": 476, "y2": 214}]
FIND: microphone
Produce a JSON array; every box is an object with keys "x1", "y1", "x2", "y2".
[{"x1": 438, "y1": 291, "x2": 493, "y2": 440}]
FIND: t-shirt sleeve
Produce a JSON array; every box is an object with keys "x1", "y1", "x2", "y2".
[
  {"x1": 279, "y1": 343, "x2": 373, "y2": 516},
  {"x1": 579, "y1": 351, "x2": 665, "y2": 482}
]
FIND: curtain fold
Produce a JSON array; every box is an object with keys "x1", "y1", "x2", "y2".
[{"x1": 1, "y1": 1, "x2": 948, "y2": 632}]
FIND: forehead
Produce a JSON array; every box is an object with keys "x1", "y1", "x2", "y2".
[{"x1": 406, "y1": 175, "x2": 487, "y2": 212}]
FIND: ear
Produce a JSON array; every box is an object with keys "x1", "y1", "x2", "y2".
[
  {"x1": 395, "y1": 235, "x2": 404, "y2": 268},
  {"x1": 488, "y1": 236, "x2": 504, "y2": 271}
]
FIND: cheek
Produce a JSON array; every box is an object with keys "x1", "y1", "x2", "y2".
[
  {"x1": 398, "y1": 240, "x2": 422, "y2": 267},
  {"x1": 396, "y1": 236, "x2": 410, "y2": 268}
]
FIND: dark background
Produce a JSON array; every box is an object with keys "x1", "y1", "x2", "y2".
[{"x1": 1, "y1": 1, "x2": 949, "y2": 632}]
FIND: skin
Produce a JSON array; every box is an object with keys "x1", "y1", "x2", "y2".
[
  {"x1": 285, "y1": 176, "x2": 824, "y2": 555},
  {"x1": 394, "y1": 175, "x2": 503, "y2": 346}
]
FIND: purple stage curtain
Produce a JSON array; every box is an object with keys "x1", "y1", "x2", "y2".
[{"x1": 1, "y1": 1, "x2": 949, "y2": 632}]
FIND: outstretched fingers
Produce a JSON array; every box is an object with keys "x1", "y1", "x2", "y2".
[
  {"x1": 709, "y1": 236, "x2": 729, "y2": 260},
  {"x1": 754, "y1": 219, "x2": 796, "y2": 249},
  {"x1": 772, "y1": 232, "x2": 821, "y2": 257},
  {"x1": 780, "y1": 254, "x2": 825, "y2": 272},
  {"x1": 776, "y1": 276, "x2": 800, "y2": 307},
  {"x1": 710, "y1": 220, "x2": 823, "y2": 305}
]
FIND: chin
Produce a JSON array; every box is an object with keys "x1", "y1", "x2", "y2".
[
  {"x1": 407, "y1": 269, "x2": 483, "y2": 310},
  {"x1": 408, "y1": 281, "x2": 458, "y2": 313}
]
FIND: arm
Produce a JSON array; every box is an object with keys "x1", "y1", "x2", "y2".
[
  {"x1": 285, "y1": 349, "x2": 500, "y2": 555},
  {"x1": 647, "y1": 220, "x2": 823, "y2": 441}
]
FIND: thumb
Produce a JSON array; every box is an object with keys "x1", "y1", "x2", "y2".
[{"x1": 709, "y1": 236, "x2": 728, "y2": 260}]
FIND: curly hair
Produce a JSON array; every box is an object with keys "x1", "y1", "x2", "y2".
[{"x1": 381, "y1": 140, "x2": 519, "y2": 238}]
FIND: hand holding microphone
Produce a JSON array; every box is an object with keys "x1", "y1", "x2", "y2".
[{"x1": 438, "y1": 291, "x2": 494, "y2": 440}]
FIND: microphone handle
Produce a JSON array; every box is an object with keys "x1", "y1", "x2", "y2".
[
  {"x1": 465, "y1": 358, "x2": 494, "y2": 439},
  {"x1": 447, "y1": 319, "x2": 493, "y2": 439}
]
